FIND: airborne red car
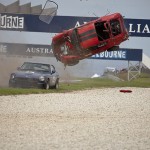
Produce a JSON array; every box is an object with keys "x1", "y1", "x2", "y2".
[{"x1": 52, "y1": 13, "x2": 129, "y2": 66}]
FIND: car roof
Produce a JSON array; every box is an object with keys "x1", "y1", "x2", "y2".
[{"x1": 23, "y1": 62, "x2": 51, "y2": 66}]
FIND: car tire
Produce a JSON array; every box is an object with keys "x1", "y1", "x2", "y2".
[
  {"x1": 44, "y1": 79, "x2": 50, "y2": 90},
  {"x1": 53, "y1": 79, "x2": 59, "y2": 89},
  {"x1": 107, "y1": 45, "x2": 119, "y2": 51},
  {"x1": 67, "y1": 60, "x2": 79, "y2": 66}
]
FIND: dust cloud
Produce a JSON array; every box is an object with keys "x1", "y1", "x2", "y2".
[{"x1": 0, "y1": 55, "x2": 24, "y2": 87}]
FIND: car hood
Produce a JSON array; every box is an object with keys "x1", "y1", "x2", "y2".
[{"x1": 13, "y1": 70, "x2": 46, "y2": 78}]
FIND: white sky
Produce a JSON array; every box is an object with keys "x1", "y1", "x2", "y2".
[{"x1": 1, "y1": 0, "x2": 150, "y2": 19}]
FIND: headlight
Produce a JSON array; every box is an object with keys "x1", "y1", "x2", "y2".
[
  {"x1": 10, "y1": 74, "x2": 15, "y2": 79},
  {"x1": 39, "y1": 76, "x2": 45, "y2": 81}
]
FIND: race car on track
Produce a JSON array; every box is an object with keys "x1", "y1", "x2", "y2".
[
  {"x1": 9, "y1": 62, "x2": 59, "y2": 89},
  {"x1": 52, "y1": 13, "x2": 129, "y2": 66}
]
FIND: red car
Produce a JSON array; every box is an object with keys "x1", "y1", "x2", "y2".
[{"x1": 52, "y1": 13, "x2": 129, "y2": 66}]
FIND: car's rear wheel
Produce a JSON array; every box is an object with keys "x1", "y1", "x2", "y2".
[
  {"x1": 107, "y1": 45, "x2": 119, "y2": 51},
  {"x1": 67, "y1": 60, "x2": 79, "y2": 66}
]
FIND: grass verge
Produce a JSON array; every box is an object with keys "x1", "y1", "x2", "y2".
[{"x1": 0, "y1": 76, "x2": 150, "y2": 96}]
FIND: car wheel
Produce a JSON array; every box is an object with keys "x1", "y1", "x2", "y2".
[
  {"x1": 107, "y1": 45, "x2": 119, "y2": 51},
  {"x1": 67, "y1": 60, "x2": 79, "y2": 66},
  {"x1": 44, "y1": 79, "x2": 50, "y2": 90},
  {"x1": 54, "y1": 79, "x2": 59, "y2": 89}
]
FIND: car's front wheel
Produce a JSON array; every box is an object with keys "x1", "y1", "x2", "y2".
[
  {"x1": 44, "y1": 79, "x2": 50, "y2": 90},
  {"x1": 53, "y1": 79, "x2": 59, "y2": 89}
]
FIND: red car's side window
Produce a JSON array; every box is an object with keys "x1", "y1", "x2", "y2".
[
  {"x1": 95, "y1": 22, "x2": 110, "y2": 41},
  {"x1": 110, "y1": 20, "x2": 121, "y2": 36}
]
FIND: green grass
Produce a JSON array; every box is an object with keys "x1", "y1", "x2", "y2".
[{"x1": 0, "y1": 76, "x2": 150, "y2": 96}]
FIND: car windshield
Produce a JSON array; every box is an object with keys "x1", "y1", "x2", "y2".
[{"x1": 20, "y1": 62, "x2": 50, "y2": 72}]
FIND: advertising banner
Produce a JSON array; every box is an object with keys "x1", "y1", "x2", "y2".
[
  {"x1": 0, "y1": 42, "x2": 142, "y2": 61},
  {"x1": 0, "y1": 42, "x2": 53, "y2": 57},
  {"x1": 91, "y1": 48, "x2": 143, "y2": 61},
  {"x1": 0, "y1": 13, "x2": 150, "y2": 37}
]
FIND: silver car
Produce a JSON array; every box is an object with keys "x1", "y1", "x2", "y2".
[{"x1": 9, "y1": 62, "x2": 59, "y2": 89}]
